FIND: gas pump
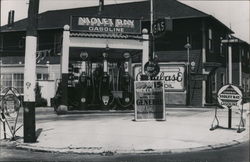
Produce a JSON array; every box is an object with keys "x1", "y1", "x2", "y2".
[
  {"x1": 99, "y1": 52, "x2": 114, "y2": 107},
  {"x1": 78, "y1": 51, "x2": 91, "y2": 110},
  {"x1": 116, "y1": 52, "x2": 133, "y2": 109}
]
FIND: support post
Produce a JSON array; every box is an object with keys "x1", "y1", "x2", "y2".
[
  {"x1": 239, "y1": 48, "x2": 242, "y2": 87},
  {"x1": 228, "y1": 43, "x2": 232, "y2": 128},
  {"x1": 23, "y1": 0, "x2": 39, "y2": 143},
  {"x1": 142, "y1": 29, "x2": 149, "y2": 75},
  {"x1": 201, "y1": 21, "x2": 207, "y2": 107},
  {"x1": 59, "y1": 25, "x2": 70, "y2": 111}
]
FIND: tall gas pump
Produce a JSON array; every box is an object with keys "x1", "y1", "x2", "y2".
[
  {"x1": 116, "y1": 52, "x2": 133, "y2": 109},
  {"x1": 78, "y1": 51, "x2": 91, "y2": 110},
  {"x1": 99, "y1": 52, "x2": 114, "y2": 107}
]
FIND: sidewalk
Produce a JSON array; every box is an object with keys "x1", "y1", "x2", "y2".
[{"x1": 0, "y1": 107, "x2": 249, "y2": 155}]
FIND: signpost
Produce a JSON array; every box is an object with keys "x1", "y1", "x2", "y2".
[
  {"x1": 134, "y1": 81, "x2": 165, "y2": 121},
  {"x1": 217, "y1": 84, "x2": 242, "y2": 129},
  {"x1": 210, "y1": 84, "x2": 244, "y2": 132},
  {"x1": 217, "y1": 84, "x2": 242, "y2": 109}
]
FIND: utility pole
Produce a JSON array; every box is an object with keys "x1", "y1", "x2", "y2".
[
  {"x1": 23, "y1": 0, "x2": 39, "y2": 143},
  {"x1": 150, "y1": 0, "x2": 154, "y2": 60}
]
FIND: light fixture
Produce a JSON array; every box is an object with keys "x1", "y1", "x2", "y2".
[
  {"x1": 80, "y1": 51, "x2": 88, "y2": 60},
  {"x1": 123, "y1": 52, "x2": 130, "y2": 59}
]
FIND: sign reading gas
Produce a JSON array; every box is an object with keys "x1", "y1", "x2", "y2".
[
  {"x1": 71, "y1": 16, "x2": 141, "y2": 34},
  {"x1": 217, "y1": 84, "x2": 242, "y2": 109}
]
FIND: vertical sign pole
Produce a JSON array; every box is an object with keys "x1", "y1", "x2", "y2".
[
  {"x1": 142, "y1": 30, "x2": 149, "y2": 75},
  {"x1": 23, "y1": 0, "x2": 39, "y2": 143},
  {"x1": 228, "y1": 43, "x2": 232, "y2": 128},
  {"x1": 150, "y1": 0, "x2": 154, "y2": 60}
]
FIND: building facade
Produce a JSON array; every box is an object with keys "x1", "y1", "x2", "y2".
[{"x1": 0, "y1": 0, "x2": 249, "y2": 109}]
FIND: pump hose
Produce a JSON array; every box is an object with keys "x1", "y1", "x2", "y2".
[
  {"x1": 115, "y1": 66, "x2": 133, "y2": 108},
  {"x1": 98, "y1": 75, "x2": 115, "y2": 106}
]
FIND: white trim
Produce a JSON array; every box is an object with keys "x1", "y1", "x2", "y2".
[{"x1": 70, "y1": 37, "x2": 143, "y2": 50}]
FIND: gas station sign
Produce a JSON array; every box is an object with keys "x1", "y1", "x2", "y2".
[
  {"x1": 71, "y1": 16, "x2": 141, "y2": 34},
  {"x1": 217, "y1": 84, "x2": 242, "y2": 109},
  {"x1": 134, "y1": 81, "x2": 165, "y2": 121}
]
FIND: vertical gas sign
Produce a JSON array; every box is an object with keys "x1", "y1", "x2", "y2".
[{"x1": 134, "y1": 81, "x2": 165, "y2": 121}]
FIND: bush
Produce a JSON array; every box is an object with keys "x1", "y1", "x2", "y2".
[{"x1": 35, "y1": 82, "x2": 47, "y2": 107}]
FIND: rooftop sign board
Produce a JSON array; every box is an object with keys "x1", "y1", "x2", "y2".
[
  {"x1": 71, "y1": 16, "x2": 141, "y2": 34},
  {"x1": 217, "y1": 84, "x2": 242, "y2": 109}
]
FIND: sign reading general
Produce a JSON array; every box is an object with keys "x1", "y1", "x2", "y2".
[
  {"x1": 71, "y1": 16, "x2": 141, "y2": 34},
  {"x1": 217, "y1": 84, "x2": 242, "y2": 109},
  {"x1": 134, "y1": 81, "x2": 165, "y2": 121}
]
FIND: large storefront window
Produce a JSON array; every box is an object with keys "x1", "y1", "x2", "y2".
[{"x1": 1, "y1": 73, "x2": 24, "y2": 94}]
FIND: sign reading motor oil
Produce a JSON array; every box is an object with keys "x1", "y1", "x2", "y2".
[
  {"x1": 134, "y1": 81, "x2": 165, "y2": 121},
  {"x1": 217, "y1": 84, "x2": 242, "y2": 109}
]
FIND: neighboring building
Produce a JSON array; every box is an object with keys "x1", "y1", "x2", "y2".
[
  {"x1": 230, "y1": 37, "x2": 250, "y2": 99},
  {"x1": 0, "y1": 0, "x2": 248, "y2": 108}
]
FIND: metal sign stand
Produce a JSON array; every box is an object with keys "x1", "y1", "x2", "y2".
[
  {"x1": 210, "y1": 105, "x2": 220, "y2": 130},
  {"x1": 237, "y1": 104, "x2": 245, "y2": 133},
  {"x1": 1, "y1": 87, "x2": 23, "y2": 140},
  {"x1": 0, "y1": 112, "x2": 7, "y2": 139},
  {"x1": 210, "y1": 104, "x2": 245, "y2": 133}
]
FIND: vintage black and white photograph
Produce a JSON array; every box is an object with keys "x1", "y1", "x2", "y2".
[{"x1": 0, "y1": 0, "x2": 249, "y2": 161}]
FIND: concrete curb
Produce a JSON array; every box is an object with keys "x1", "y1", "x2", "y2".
[{"x1": 1, "y1": 135, "x2": 248, "y2": 155}]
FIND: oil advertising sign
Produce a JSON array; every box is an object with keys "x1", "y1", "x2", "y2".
[
  {"x1": 217, "y1": 84, "x2": 242, "y2": 109},
  {"x1": 71, "y1": 16, "x2": 141, "y2": 34},
  {"x1": 134, "y1": 81, "x2": 165, "y2": 121},
  {"x1": 134, "y1": 64, "x2": 185, "y2": 92}
]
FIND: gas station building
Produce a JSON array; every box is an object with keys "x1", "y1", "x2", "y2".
[{"x1": 0, "y1": 0, "x2": 249, "y2": 108}]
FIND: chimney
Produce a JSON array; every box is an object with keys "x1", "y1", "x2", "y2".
[
  {"x1": 7, "y1": 10, "x2": 15, "y2": 26},
  {"x1": 99, "y1": 0, "x2": 104, "y2": 14}
]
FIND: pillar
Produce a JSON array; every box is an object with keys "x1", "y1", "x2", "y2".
[
  {"x1": 201, "y1": 21, "x2": 207, "y2": 106},
  {"x1": 228, "y1": 44, "x2": 232, "y2": 84},
  {"x1": 142, "y1": 29, "x2": 149, "y2": 75},
  {"x1": 59, "y1": 25, "x2": 70, "y2": 110}
]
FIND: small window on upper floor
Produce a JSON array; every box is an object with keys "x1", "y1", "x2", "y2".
[
  {"x1": 208, "y1": 28, "x2": 214, "y2": 52},
  {"x1": 242, "y1": 49, "x2": 245, "y2": 57}
]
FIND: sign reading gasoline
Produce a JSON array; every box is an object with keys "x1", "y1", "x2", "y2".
[
  {"x1": 217, "y1": 84, "x2": 242, "y2": 109},
  {"x1": 71, "y1": 16, "x2": 141, "y2": 34},
  {"x1": 134, "y1": 81, "x2": 165, "y2": 120}
]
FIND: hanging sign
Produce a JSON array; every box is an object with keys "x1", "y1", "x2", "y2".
[
  {"x1": 217, "y1": 84, "x2": 242, "y2": 109},
  {"x1": 153, "y1": 18, "x2": 173, "y2": 37},
  {"x1": 71, "y1": 16, "x2": 141, "y2": 34},
  {"x1": 144, "y1": 61, "x2": 160, "y2": 77},
  {"x1": 134, "y1": 81, "x2": 165, "y2": 121}
]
